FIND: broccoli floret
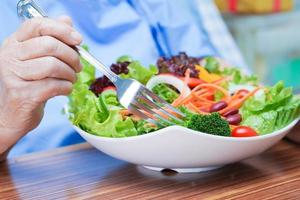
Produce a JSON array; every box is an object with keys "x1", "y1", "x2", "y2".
[{"x1": 186, "y1": 112, "x2": 231, "y2": 136}]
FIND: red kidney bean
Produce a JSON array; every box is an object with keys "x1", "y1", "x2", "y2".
[
  {"x1": 223, "y1": 109, "x2": 239, "y2": 117},
  {"x1": 226, "y1": 114, "x2": 242, "y2": 125},
  {"x1": 210, "y1": 101, "x2": 228, "y2": 112}
]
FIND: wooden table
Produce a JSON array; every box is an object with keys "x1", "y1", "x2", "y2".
[{"x1": 1, "y1": 129, "x2": 300, "y2": 200}]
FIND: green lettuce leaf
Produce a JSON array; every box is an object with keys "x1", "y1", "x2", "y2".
[
  {"x1": 221, "y1": 67, "x2": 258, "y2": 85},
  {"x1": 275, "y1": 97, "x2": 300, "y2": 129},
  {"x1": 241, "y1": 111, "x2": 278, "y2": 135},
  {"x1": 117, "y1": 55, "x2": 133, "y2": 63},
  {"x1": 135, "y1": 120, "x2": 158, "y2": 135},
  {"x1": 152, "y1": 83, "x2": 179, "y2": 103},
  {"x1": 100, "y1": 89, "x2": 121, "y2": 110},
  {"x1": 202, "y1": 56, "x2": 258, "y2": 85},
  {"x1": 241, "y1": 81, "x2": 300, "y2": 134},
  {"x1": 115, "y1": 118, "x2": 138, "y2": 137},
  {"x1": 69, "y1": 89, "x2": 138, "y2": 138},
  {"x1": 68, "y1": 52, "x2": 140, "y2": 138},
  {"x1": 204, "y1": 57, "x2": 221, "y2": 74},
  {"x1": 120, "y1": 61, "x2": 158, "y2": 84}
]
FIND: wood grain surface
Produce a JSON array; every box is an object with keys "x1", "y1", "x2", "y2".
[{"x1": 0, "y1": 128, "x2": 300, "y2": 200}]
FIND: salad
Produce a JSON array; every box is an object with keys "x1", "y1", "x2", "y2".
[{"x1": 68, "y1": 49, "x2": 300, "y2": 138}]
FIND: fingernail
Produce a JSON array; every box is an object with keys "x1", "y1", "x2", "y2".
[{"x1": 71, "y1": 31, "x2": 82, "y2": 43}]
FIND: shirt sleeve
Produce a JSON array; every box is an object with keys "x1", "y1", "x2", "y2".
[
  {"x1": 128, "y1": 0, "x2": 249, "y2": 72},
  {"x1": 128, "y1": 0, "x2": 218, "y2": 58}
]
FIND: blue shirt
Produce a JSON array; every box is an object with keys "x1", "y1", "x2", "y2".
[{"x1": 0, "y1": 0, "x2": 247, "y2": 157}]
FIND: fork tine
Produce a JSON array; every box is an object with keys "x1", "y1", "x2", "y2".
[
  {"x1": 138, "y1": 95, "x2": 185, "y2": 124},
  {"x1": 128, "y1": 105, "x2": 163, "y2": 127},
  {"x1": 132, "y1": 100, "x2": 176, "y2": 126},
  {"x1": 142, "y1": 89, "x2": 186, "y2": 118}
]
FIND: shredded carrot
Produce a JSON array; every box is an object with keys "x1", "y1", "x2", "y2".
[
  {"x1": 192, "y1": 94, "x2": 215, "y2": 104},
  {"x1": 173, "y1": 80, "x2": 231, "y2": 112},
  {"x1": 191, "y1": 100, "x2": 211, "y2": 107},
  {"x1": 212, "y1": 76, "x2": 232, "y2": 85},
  {"x1": 219, "y1": 87, "x2": 261, "y2": 115},
  {"x1": 186, "y1": 103, "x2": 208, "y2": 115},
  {"x1": 178, "y1": 95, "x2": 194, "y2": 106},
  {"x1": 193, "y1": 84, "x2": 229, "y2": 98},
  {"x1": 170, "y1": 71, "x2": 258, "y2": 116}
]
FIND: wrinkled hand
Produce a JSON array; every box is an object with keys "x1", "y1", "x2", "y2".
[{"x1": 0, "y1": 16, "x2": 82, "y2": 154}]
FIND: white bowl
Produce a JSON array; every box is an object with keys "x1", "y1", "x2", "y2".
[{"x1": 71, "y1": 118, "x2": 299, "y2": 173}]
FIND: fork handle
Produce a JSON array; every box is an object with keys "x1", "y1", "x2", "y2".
[{"x1": 17, "y1": 0, "x2": 119, "y2": 83}]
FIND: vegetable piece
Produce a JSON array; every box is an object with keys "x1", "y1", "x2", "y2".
[
  {"x1": 135, "y1": 120, "x2": 158, "y2": 135},
  {"x1": 275, "y1": 97, "x2": 300, "y2": 129},
  {"x1": 146, "y1": 74, "x2": 191, "y2": 98},
  {"x1": 180, "y1": 77, "x2": 205, "y2": 88},
  {"x1": 103, "y1": 86, "x2": 116, "y2": 92},
  {"x1": 195, "y1": 65, "x2": 221, "y2": 82},
  {"x1": 172, "y1": 80, "x2": 231, "y2": 112},
  {"x1": 117, "y1": 55, "x2": 133, "y2": 63},
  {"x1": 90, "y1": 59, "x2": 131, "y2": 96},
  {"x1": 120, "y1": 61, "x2": 158, "y2": 84},
  {"x1": 193, "y1": 83, "x2": 230, "y2": 99},
  {"x1": 228, "y1": 84, "x2": 254, "y2": 95},
  {"x1": 152, "y1": 84, "x2": 179, "y2": 103},
  {"x1": 157, "y1": 52, "x2": 200, "y2": 78},
  {"x1": 90, "y1": 76, "x2": 114, "y2": 96},
  {"x1": 223, "y1": 109, "x2": 239, "y2": 117},
  {"x1": 115, "y1": 118, "x2": 138, "y2": 137},
  {"x1": 110, "y1": 61, "x2": 130, "y2": 75},
  {"x1": 241, "y1": 81, "x2": 300, "y2": 134},
  {"x1": 172, "y1": 69, "x2": 192, "y2": 106},
  {"x1": 202, "y1": 57, "x2": 221, "y2": 74},
  {"x1": 221, "y1": 67, "x2": 258, "y2": 85},
  {"x1": 159, "y1": 73, "x2": 205, "y2": 88},
  {"x1": 186, "y1": 113, "x2": 231, "y2": 136},
  {"x1": 100, "y1": 89, "x2": 121, "y2": 110},
  {"x1": 210, "y1": 101, "x2": 228, "y2": 112},
  {"x1": 241, "y1": 111, "x2": 278, "y2": 135},
  {"x1": 236, "y1": 89, "x2": 250, "y2": 96},
  {"x1": 219, "y1": 87, "x2": 260, "y2": 115},
  {"x1": 226, "y1": 114, "x2": 242, "y2": 125},
  {"x1": 231, "y1": 126, "x2": 258, "y2": 137},
  {"x1": 68, "y1": 57, "x2": 140, "y2": 138},
  {"x1": 242, "y1": 81, "x2": 293, "y2": 114}
]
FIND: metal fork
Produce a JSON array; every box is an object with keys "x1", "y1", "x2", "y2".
[{"x1": 17, "y1": 0, "x2": 185, "y2": 126}]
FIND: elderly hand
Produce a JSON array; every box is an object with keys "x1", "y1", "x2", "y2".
[{"x1": 0, "y1": 16, "x2": 82, "y2": 155}]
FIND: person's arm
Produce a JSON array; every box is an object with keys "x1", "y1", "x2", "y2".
[{"x1": 0, "y1": 16, "x2": 82, "y2": 160}]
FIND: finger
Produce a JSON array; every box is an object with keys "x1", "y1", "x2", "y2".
[
  {"x1": 57, "y1": 15, "x2": 73, "y2": 26},
  {"x1": 15, "y1": 17, "x2": 82, "y2": 46},
  {"x1": 1, "y1": 33, "x2": 18, "y2": 47},
  {"x1": 17, "y1": 36, "x2": 82, "y2": 72},
  {"x1": 28, "y1": 78, "x2": 73, "y2": 103},
  {"x1": 14, "y1": 57, "x2": 77, "y2": 83}
]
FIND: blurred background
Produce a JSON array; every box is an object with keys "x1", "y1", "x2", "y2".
[{"x1": 215, "y1": 0, "x2": 300, "y2": 93}]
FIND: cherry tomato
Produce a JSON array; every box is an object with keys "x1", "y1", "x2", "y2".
[
  {"x1": 184, "y1": 77, "x2": 206, "y2": 88},
  {"x1": 206, "y1": 94, "x2": 215, "y2": 101},
  {"x1": 231, "y1": 126, "x2": 258, "y2": 137}
]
